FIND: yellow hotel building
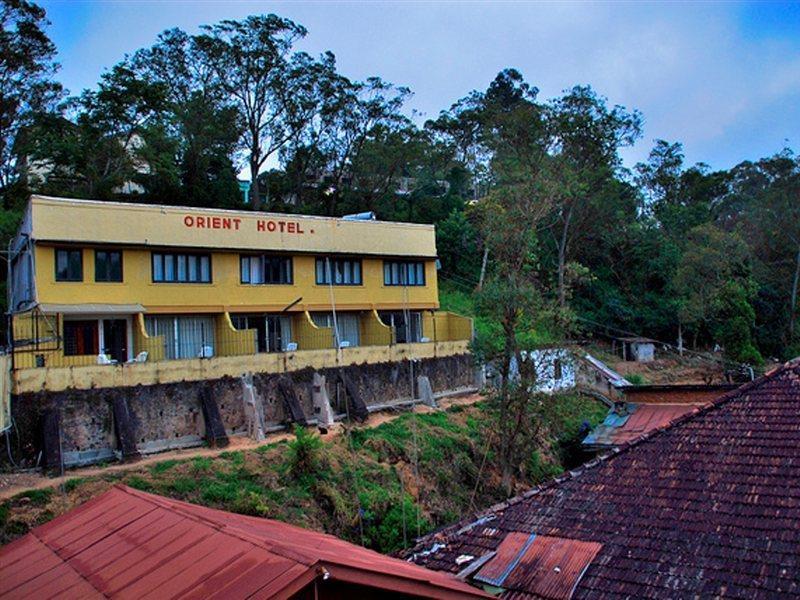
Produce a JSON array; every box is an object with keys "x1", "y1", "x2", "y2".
[{"x1": 8, "y1": 196, "x2": 471, "y2": 376}]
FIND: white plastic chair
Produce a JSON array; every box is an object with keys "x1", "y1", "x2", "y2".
[
  {"x1": 198, "y1": 345, "x2": 214, "y2": 358},
  {"x1": 127, "y1": 351, "x2": 148, "y2": 364},
  {"x1": 285, "y1": 342, "x2": 298, "y2": 352},
  {"x1": 97, "y1": 353, "x2": 114, "y2": 365}
]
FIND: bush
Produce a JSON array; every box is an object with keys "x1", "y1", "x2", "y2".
[
  {"x1": 626, "y1": 373, "x2": 646, "y2": 385},
  {"x1": 286, "y1": 426, "x2": 325, "y2": 480}
]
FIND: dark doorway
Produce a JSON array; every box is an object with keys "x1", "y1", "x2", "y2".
[
  {"x1": 266, "y1": 316, "x2": 285, "y2": 352},
  {"x1": 103, "y1": 319, "x2": 128, "y2": 362}
]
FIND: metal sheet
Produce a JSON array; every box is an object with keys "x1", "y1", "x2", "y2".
[
  {"x1": 504, "y1": 535, "x2": 602, "y2": 599},
  {"x1": 0, "y1": 485, "x2": 488, "y2": 600}
]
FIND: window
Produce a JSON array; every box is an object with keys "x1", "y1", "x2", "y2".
[
  {"x1": 144, "y1": 315, "x2": 215, "y2": 359},
  {"x1": 95, "y1": 250, "x2": 123, "y2": 282},
  {"x1": 63, "y1": 320, "x2": 98, "y2": 356},
  {"x1": 240, "y1": 255, "x2": 293, "y2": 284},
  {"x1": 55, "y1": 249, "x2": 83, "y2": 282},
  {"x1": 315, "y1": 258, "x2": 362, "y2": 285},
  {"x1": 152, "y1": 252, "x2": 211, "y2": 283},
  {"x1": 383, "y1": 260, "x2": 425, "y2": 286},
  {"x1": 311, "y1": 312, "x2": 361, "y2": 347}
]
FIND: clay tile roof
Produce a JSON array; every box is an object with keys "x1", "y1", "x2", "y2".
[
  {"x1": 406, "y1": 360, "x2": 800, "y2": 599},
  {"x1": 0, "y1": 485, "x2": 488, "y2": 599}
]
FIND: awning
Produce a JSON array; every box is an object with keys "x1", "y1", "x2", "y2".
[{"x1": 38, "y1": 303, "x2": 146, "y2": 315}]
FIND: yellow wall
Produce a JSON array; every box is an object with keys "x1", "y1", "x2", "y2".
[
  {"x1": 292, "y1": 311, "x2": 334, "y2": 350},
  {"x1": 423, "y1": 311, "x2": 474, "y2": 342},
  {"x1": 34, "y1": 246, "x2": 439, "y2": 313},
  {"x1": 29, "y1": 195, "x2": 437, "y2": 258},
  {"x1": 133, "y1": 313, "x2": 164, "y2": 362},
  {"x1": 360, "y1": 309, "x2": 394, "y2": 346},
  {"x1": 12, "y1": 313, "x2": 97, "y2": 369},
  {"x1": 215, "y1": 312, "x2": 257, "y2": 357},
  {"x1": 12, "y1": 340, "x2": 472, "y2": 394}
]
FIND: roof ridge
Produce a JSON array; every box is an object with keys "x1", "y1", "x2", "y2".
[{"x1": 407, "y1": 361, "x2": 798, "y2": 554}]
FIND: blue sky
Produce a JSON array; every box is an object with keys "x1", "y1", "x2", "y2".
[{"x1": 39, "y1": 1, "x2": 800, "y2": 171}]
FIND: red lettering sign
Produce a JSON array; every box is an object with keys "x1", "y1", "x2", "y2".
[{"x1": 185, "y1": 215, "x2": 306, "y2": 235}]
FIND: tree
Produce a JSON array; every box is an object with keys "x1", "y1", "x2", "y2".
[
  {"x1": 671, "y1": 224, "x2": 754, "y2": 351},
  {"x1": 547, "y1": 86, "x2": 642, "y2": 309},
  {"x1": 721, "y1": 151, "x2": 800, "y2": 357},
  {"x1": 278, "y1": 75, "x2": 412, "y2": 216},
  {"x1": 195, "y1": 15, "x2": 327, "y2": 210},
  {"x1": 129, "y1": 28, "x2": 242, "y2": 207},
  {"x1": 25, "y1": 64, "x2": 170, "y2": 199},
  {"x1": 0, "y1": 0, "x2": 62, "y2": 206},
  {"x1": 636, "y1": 139, "x2": 726, "y2": 238},
  {"x1": 469, "y1": 71, "x2": 557, "y2": 492}
]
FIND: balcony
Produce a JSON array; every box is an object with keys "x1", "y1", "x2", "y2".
[{"x1": 9, "y1": 309, "x2": 473, "y2": 394}]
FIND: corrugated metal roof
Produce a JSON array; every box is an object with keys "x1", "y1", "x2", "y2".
[
  {"x1": 583, "y1": 403, "x2": 701, "y2": 448},
  {"x1": 474, "y1": 533, "x2": 601, "y2": 599},
  {"x1": 0, "y1": 485, "x2": 488, "y2": 599}
]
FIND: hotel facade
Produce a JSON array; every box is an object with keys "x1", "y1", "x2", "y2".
[{"x1": 8, "y1": 196, "x2": 471, "y2": 392}]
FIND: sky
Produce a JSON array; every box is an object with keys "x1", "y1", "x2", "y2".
[{"x1": 39, "y1": 0, "x2": 800, "y2": 172}]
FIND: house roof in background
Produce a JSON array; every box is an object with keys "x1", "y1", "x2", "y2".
[
  {"x1": 0, "y1": 485, "x2": 487, "y2": 600},
  {"x1": 582, "y1": 402, "x2": 703, "y2": 448},
  {"x1": 406, "y1": 360, "x2": 800, "y2": 598}
]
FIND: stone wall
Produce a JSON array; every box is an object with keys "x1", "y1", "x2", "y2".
[{"x1": 7, "y1": 354, "x2": 476, "y2": 468}]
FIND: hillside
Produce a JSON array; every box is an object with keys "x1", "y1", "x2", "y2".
[{"x1": 0, "y1": 394, "x2": 606, "y2": 553}]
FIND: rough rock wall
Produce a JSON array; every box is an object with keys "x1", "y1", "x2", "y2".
[{"x1": 7, "y1": 354, "x2": 475, "y2": 468}]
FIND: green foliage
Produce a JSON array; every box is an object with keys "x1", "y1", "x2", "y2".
[
  {"x1": 63, "y1": 478, "x2": 87, "y2": 492},
  {"x1": 711, "y1": 281, "x2": 763, "y2": 365},
  {"x1": 149, "y1": 459, "x2": 180, "y2": 475},
  {"x1": 125, "y1": 476, "x2": 154, "y2": 492},
  {"x1": 286, "y1": 425, "x2": 325, "y2": 480},
  {"x1": 13, "y1": 488, "x2": 52, "y2": 506},
  {"x1": 626, "y1": 373, "x2": 646, "y2": 385}
]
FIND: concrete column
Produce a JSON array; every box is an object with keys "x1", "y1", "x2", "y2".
[
  {"x1": 312, "y1": 372, "x2": 335, "y2": 426},
  {"x1": 417, "y1": 375, "x2": 437, "y2": 408}
]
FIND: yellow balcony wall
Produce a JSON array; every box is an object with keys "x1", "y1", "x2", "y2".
[
  {"x1": 132, "y1": 313, "x2": 164, "y2": 362},
  {"x1": 293, "y1": 311, "x2": 334, "y2": 350},
  {"x1": 215, "y1": 312, "x2": 256, "y2": 357},
  {"x1": 422, "y1": 311, "x2": 474, "y2": 342},
  {"x1": 360, "y1": 309, "x2": 393, "y2": 346}
]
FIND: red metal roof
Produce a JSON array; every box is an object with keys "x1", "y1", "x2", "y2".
[
  {"x1": 474, "y1": 532, "x2": 601, "y2": 599},
  {"x1": 583, "y1": 402, "x2": 702, "y2": 448},
  {"x1": 0, "y1": 485, "x2": 488, "y2": 599},
  {"x1": 612, "y1": 403, "x2": 699, "y2": 443}
]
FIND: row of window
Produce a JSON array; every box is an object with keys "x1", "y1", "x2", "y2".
[{"x1": 54, "y1": 249, "x2": 427, "y2": 287}]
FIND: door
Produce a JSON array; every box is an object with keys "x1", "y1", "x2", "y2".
[{"x1": 103, "y1": 319, "x2": 128, "y2": 362}]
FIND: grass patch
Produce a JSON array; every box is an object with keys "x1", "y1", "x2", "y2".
[
  {"x1": 149, "y1": 459, "x2": 180, "y2": 475},
  {"x1": 63, "y1": 478, "x2": 87, "y2": 493},
  {"x1": 126, "y1": 475, "x2": 154, "y2": 492},
  {"x1": 13, "y1": 489, "x2": 52, "y2": 506}
]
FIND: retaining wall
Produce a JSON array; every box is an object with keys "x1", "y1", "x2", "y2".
[{"x1": 8, "y1": 353, "x2": 476, "y2": 468}]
